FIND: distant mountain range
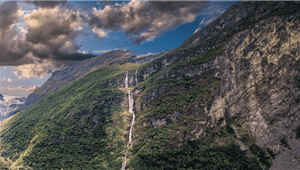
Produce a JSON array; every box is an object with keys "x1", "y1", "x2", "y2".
[{"x1": 0, "y1": 93, "x2": 25, "y2": 121}]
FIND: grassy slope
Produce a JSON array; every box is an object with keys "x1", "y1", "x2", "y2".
[{"x1": 0, "y1": 64, "x2": 140, "y2": 170}]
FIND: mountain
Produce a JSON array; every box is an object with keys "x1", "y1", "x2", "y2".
[
  {"x1": 0, "y1": 94, "x2": 25, "y2": 121},
  {"x1": 1, "y1": 1, "x2": 300, "y2": 169},
  {"x1": 18, "y1": 49, "x2": 170, "y2": 111}
]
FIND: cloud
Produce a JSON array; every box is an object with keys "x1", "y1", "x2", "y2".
[
  {"x1": 5, "y1": 85, "x2": 39, "y2": 92},
  {"x1": 194, "y1": 8, "x2": 224, "y2": 33},
  {"x1": 0, "y1": 1, "x2": 209, "y2": 78},
  {"x1": 96, "y1": 1, "x2": 115, "y2": 7},
  {"x1": 13, "y1": 70, "x2": 18, "y2": 76},
  {"x1": 31, "y1": 1, "x2": 67, "y2": 9},
  {"x1": 0, "y1": 2, "x2": 90, "y2": 66},
  {"x1": 2, "y1": 77, "x2": 7, "y2": 81},
  {"x1": 91, "y1": 27, "x2": 108, "y2": 40},
  {"x1": 199, "y1": 17, "x2": 215, "y2": 26},
  {"x1": 89, "y1": 1, "x2": 208, "y2": 44},
  {"x1": 7, "y1": 78, "x2": 13, "y2": 82},
  {"x1": 13, "y1": 61, "x2": 58, "y2": 79},
  {"x1": 0, "y1": 1, "x2": 23, "y2": 33},
  {"x1": 93, "y1": 49, "x2": 112, "y2": 54}
]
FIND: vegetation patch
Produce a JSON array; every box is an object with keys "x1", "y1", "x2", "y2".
[
  {"x1": 0, "y1": 65, "x2": 138, "y2": 169},
  {"x1": 280, "y1": 137, "x2": 291, "y2": 150},
  {"x1": 249, "y1": 144, "x2": 272, "y2": 169},
  {"x1": 0, "y1": 160, "x2": 8, "y2": 170},
  {"x1": 136, "y1": 44, "x2": 225, "y2": 100},
  {"x1": 128, "y1": 140, "x2": 263, "y2": 170},
  {"x1": 138, "y1": 80, "x2": 220, "y2": 122}
]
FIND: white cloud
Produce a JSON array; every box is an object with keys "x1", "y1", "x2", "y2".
[
  {"x1": 89, "y1": 1, "x2": 207, "y2": 44},
  {"x1": 13, "y1": 70, "x2": 18, "y2": 76},
  {"x1": 13, "y1": 61, "x2": 57, "y2": 79},
  {"x1": 5, "y1": 85, "x2": 39, "y2": 92},
  {"x1": 7, "y1": 78, "x2": 13, "y2": 82},
  {"x1": 93, "y1": 49, "x2": 112, "y2": 54},
  {"x1": 2, "y1": 77, "x2": 7, "y2": 81},
  {"x1": 92, "y1": 27, "x2": 108, "y2": 40}
]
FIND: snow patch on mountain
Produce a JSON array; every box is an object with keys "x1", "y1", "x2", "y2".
[{"x1": 0, "y1": 93, "x2": 25, "y2": 121}]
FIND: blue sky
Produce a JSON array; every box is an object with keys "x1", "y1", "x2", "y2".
[{"x1": 0, "y1": 1, "x2": 237, "y2": 97}]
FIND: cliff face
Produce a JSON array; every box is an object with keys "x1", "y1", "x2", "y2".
[
  {"x1": 1, "y1": 1, "x2": 300, "y2": 170},
  {"x1": 125, "y1": 2, "x2": 300, "y2": 169},
  {"x1": 212, "y1": 15, "x2": 300, "y2": 169}
]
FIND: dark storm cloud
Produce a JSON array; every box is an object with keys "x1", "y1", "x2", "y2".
[
  {"x1": 0, "y1": 1, "x2": 208, "y2": 78},
  {"x1": 89, "y1": 1, "x2": 208, "y2": 44},
  {"x1": 99, "y1": 0, "x2": 114, "y2": 4},
  {"x1": 21, "y1": 0, "x2": 67, "y2": 8},
  {"x1": 0, "y1": 1, "x2": 21, "y2": 33},
  {"x1": 0, "y1": 1, "x2": 29, "y2": 65},
  {"x1": 0, "y1": 3, "x2": 90, "y2": 67}
]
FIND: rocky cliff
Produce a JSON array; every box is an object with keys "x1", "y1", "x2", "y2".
[
  {"x1": 1, "y1": 1, "x2": 300, "y2": 170},
  {"x1": 125, "y1": 2, "x2": 300, "y2": 169}
]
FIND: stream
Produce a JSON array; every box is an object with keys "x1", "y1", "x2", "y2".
[{"x1": 122, "y1": 71, "x2": 136, "y2": 170}]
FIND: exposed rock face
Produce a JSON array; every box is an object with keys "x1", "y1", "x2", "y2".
[
  {"x1": 123, "y1": 2, "x2": 300, "y2": 169},
  {"x1": 141, "y1": 111, "x2": 181, "y2": 128},
  {"x1": 211, "y1": 14, "x2": 300, "y2": 170}
]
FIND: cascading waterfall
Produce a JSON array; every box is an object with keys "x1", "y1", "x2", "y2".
[
  {"x1": 122, "y1": 71, "x2": 136, "y2": 170},
  {"x1": 135, "y1": 70, "x2": 138, "y2": 86}
]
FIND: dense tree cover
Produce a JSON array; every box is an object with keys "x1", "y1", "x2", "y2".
[
  {"x1": 249, "y1": 144, "x2": 272, "y2": 169},
  {"x1": 129, "y1": 141, "x2": 263, "y2": 170},
  {"x1": 0, "y1": 66, "x2": 135, "y2": 169}
]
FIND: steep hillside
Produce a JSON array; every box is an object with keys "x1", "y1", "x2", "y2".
[
  {"x1": 18, "y1": 50, "x2": 169, "y2": 111},
  {"x1": 128, "y1": 1, "x2": 300, "y2": 170},
  {"x1": 0, "y1": 64, "x2": 141, "y2": 169},
  {"x1": 1, "y1": 1, "x2": 300, "y2": 170}
]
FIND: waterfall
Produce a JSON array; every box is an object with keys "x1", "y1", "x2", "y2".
[
  {"x1": 122, "y1": 71, "x2": 136, "y2": 170},
  {"x1": 135, "y1": 70, "x2": 138, "y2": 86}
]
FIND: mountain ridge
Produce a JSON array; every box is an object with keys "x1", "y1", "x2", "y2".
[
  {"x1": 1, "y1": 1, "x2": 300, "y2": 169},
  {"x1": 18, "y1": 49, "x2": 171, "y2": 112}
]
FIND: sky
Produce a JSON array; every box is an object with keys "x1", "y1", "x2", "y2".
[{"x1": 0, "y1": 1, "x2": 237, "y2": 97}]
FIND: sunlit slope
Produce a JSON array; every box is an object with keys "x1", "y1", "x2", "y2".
[{"x1": 0, "y1": 65, "x2": 139, "y2": 170}]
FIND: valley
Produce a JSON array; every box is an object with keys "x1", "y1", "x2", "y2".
[{"x1": 1, "y1": 1, "x2": 300, "y2": 170}]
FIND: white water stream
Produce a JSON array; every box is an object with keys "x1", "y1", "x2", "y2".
[
  {"x1": 122, "y1": 71, "x2": 136, "y2": 170},
  {"x1": 135, "y1": 70, "x2": 138, "y2": 86}
]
